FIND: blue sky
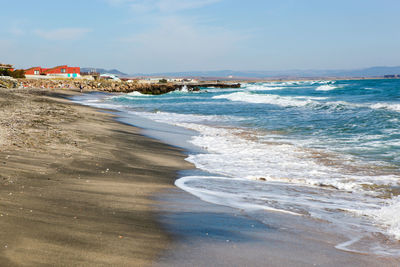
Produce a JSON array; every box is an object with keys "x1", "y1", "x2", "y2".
[{"x1": 1, "y1": 0, "x2": 399, "y2": 73}]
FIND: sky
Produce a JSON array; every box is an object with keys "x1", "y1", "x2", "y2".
[{"x1": 1, "y1": 0, "x2": 399, "y2": 74}]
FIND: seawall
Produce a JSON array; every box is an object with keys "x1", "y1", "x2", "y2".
[{"x1": 0, "y1": 77, "x2": 241, "y2": 95}]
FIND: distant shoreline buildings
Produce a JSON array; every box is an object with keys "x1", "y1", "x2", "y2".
[
  {"x1": 1, "y1": 62, "x2": 400, "y2": 81},
  {"x1": 24, "y1": 65, "x2": 81, "y2": 78}
]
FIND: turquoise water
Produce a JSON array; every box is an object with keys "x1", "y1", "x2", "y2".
[
  {"x1": 111, "y1": 79, "x2": 400, "y2": 166},
  {"x1": 75, "y1": 79, "x2": 400, "y2": 255}
]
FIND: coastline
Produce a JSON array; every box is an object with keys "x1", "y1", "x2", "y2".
[
  {"x1": 0, "y1": 88, "x2": 193, "y2": 266},
  {"x1": 1, "y1": 87, "x2": 400, "y2": 266}
]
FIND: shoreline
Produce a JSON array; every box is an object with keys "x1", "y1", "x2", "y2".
[
  {"x1": 70, "y1": 88, "x2": 400, "y2": 266},
  {"x1": 1, "y1": 87, "x2": 400, "y2": 266},
  {"x1": 153, "y1": 187, "x2": 400, "y2": 267},
  {"x1": 0, "y1": 88, "x2": 193, "y2": 265}
]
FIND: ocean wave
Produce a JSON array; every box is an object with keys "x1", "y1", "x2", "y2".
[
  {"x1": 213, "y1": 92, "x2": 315, "y2": 107},
  {"x1": 127, "y1": 110, "x2": 241, "y2": 125},
  {"x1": 315, "y1": 80, "x2": 336, "y2": 85},
  {"x1": 111, "y1": 91, "x2": 153, "y2": 101},
  {"x1": 181, "y1": 123, "x2": 399, "y2": 191},
  {"x1": 212, "y1": 92, "x2": 370, "y2": 112},
  {"x1": 364, "y1": 196, "x2": 400, "y2": 240},
  {"x1": 127, "y1": 91, "x2": 148, "y2": 96},
  {"x1": 242, "y1": 80, "x2": 335, "y2": 89},
  {"x1": 244, "y1": 84, "x2": 286, "y2": 91},
  {"x1": 370, "y1": 103, "x2": 400, "y2": 112},
  {"x1": 315, "y1": 85, "x2": 338, "y2": 91},
  {"x1": 174, "y1": 122, "x2": 400, "y2": 250},
  {"x1": 175, "y1": 176, "x2": 304, "y2": 216}
]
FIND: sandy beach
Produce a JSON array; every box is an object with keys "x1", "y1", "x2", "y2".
[
  {"x1": 0, "y1": 88, "x2": 192, "y2": 266},
  {"x1": 1, "y1": 87, "x2": 400, "y2": 267}
]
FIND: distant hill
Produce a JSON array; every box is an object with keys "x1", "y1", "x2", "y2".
[
  {"x1": 133, "y1": 66, "x2": 400, "y2": 79},
  {"x1": 81, "y1": 68, "x2": 127, "y2": 77}
]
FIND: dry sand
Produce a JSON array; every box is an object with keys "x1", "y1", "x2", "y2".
[{"x1": 0, "y1": 88, "x2": 192, "y2": 266}]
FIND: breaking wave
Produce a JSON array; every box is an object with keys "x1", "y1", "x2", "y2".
[{"x1": 316, "y1": 85, "x2": 338, "y2": 91}]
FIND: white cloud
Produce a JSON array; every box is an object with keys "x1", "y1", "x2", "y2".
[
  {"x1": 105, "y1": 0, "x2": 251, "y2": 72},
  {"x1": 156, "y1": 0, "x2": 220, "y2": 12},
  {"x1": 107, "y1": 0, "x2": 221, "y2": 13},
  {"x1": 118, "y1": 16, "x2": 245, "y2": 71},
  {"x1": 7, "y1": 19, "x2": 29, "y2": 37},
  {"x1": 9, "y1": 27, "x2": 24, "y2": 36},
  {"x1": 33, "y1": 28, "x2": 91, "y2": 41}
]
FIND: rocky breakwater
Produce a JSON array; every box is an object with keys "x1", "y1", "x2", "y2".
[
  {"x1": 189, "y1": 82, "x2": 241, "y2": 89},
  {"x1": 103, "y1": 82, "x2": 189, "y2": 95},
  {"x1": 17, "y1": 79, "x2": 195, "y2": 95},
  {"x1": 0, "y1": 77, "x2": 19, "y2": 89},
  {"x1": 2, "y1": 78, "x2": 241, "y2": 95}
]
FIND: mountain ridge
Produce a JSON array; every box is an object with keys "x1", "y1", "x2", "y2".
[
  {"x1": 131, "y1": 66, "x2": 400, "y2": 78},
  {"x1": 81, "y1": 66, "x2": 400, "y2": 79},
  {"x1": 81, "y1": 68, "x2": 128, "y2": 76}
]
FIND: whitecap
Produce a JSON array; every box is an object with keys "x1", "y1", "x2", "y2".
[
  {"x1": 127, "y1": 91, "x2": 148, "y2": 96},
  {"x1": 316, "y1": 85, "x2": 338, "y2": 91},
  {"x1": 370, "y1": 103, "x2": 400, "y2": 113},
  {"x1": 212, "y1": 92, "x2": 314, "y2": 107}
]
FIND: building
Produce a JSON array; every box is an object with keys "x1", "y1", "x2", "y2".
[
  {"x1": 100, "y1": 73, "x2": 120, "y2": 81},
  {"x1": 0, "y1": 63, "x2": 14, "y2": 71},
  {"x1": 25, "y1": 65, "x2": 80, "y2": 78},
  {"x1": 167, "y1": 78, "x2": 184, "y2": 83}
]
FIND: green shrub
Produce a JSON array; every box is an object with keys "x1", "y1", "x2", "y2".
[
  {"x1": 0, "y1": 68, "x2": 26, "y2": 78},
  {"x1": 0, "y1": 68, "x2": 11, "y2": 76},
  {"x1": 11, "y1": 69, "x2": 25, "y2": 78}
]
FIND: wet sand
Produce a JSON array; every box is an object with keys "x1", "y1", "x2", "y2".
[
  {"x1": 154, "y1": 188, "x2": 400, "y2": 267},
  {"x1": 0, "y1": 88, "x2": 192, "y2": 266}
]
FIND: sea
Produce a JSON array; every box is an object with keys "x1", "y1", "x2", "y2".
[{"x1": 73, "y1": 78, "x2": 400, "y2": 256}]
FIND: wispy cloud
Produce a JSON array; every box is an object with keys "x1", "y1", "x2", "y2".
[
  {"x1": 33, "y1": 28, "x2": 91, "y2": 41},
  {"x1": 106, "y1": 0, "x2": 250, "y2": 72},
  {"x1": 9, "y1": 27, "x2": 24, "y2": 36},
  {"x1": 107, "y1": 0, "x2": 221, "y2": 13},
  {"x1": 118, "y1": 15, "x2": 245, "y2": 71},
  {"x1": 7, "y1": 19, "x2": 29, "y2": 37}
]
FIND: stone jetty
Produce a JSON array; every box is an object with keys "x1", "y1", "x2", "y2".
[{"x1": 0, "y1": 77, "x2": 241, "y2": 95}]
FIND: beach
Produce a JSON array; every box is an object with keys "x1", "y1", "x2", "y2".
[
  {"x1": 0, "y1": 88, "x2": 192, "y2": 266},
  {"x1": 1, "y1": 86, "x2": 400, "y2": 266}
]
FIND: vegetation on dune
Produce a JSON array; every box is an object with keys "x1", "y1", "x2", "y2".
[{"x1": 0, "y1": 69, "x2": 26, "y2": 78}]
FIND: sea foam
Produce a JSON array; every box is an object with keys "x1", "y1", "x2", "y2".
[
  {"x1": 370, "y1": 103, "x2": 400, "y2": 113},
  {"x1": 213, "y1": 92, "x2": 315, "y2": 107},
  {"x1": 316, "y1": 84, "x2": 338, "y2": 91}
]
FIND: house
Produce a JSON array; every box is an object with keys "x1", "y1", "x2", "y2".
[
  {"x1": 167, "y1": 78, "x2": 184, "y2": 83},
  {"x1": 25, "y1": 65, "x2": 81, "y2": 78},
  {"x1": 100, "y1": 73, "x2": 120, "y2": 81},
  {"x1": 182, "y1": 78, "x2": 199, "y2": 83}
]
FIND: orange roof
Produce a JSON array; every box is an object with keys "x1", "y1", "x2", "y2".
[
  {"x1": 43, "y1": 65, "x2": 68, "y2": 72},
  {"x1": 25, "y1": 66, "x2": 41, "y2": 70}
]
